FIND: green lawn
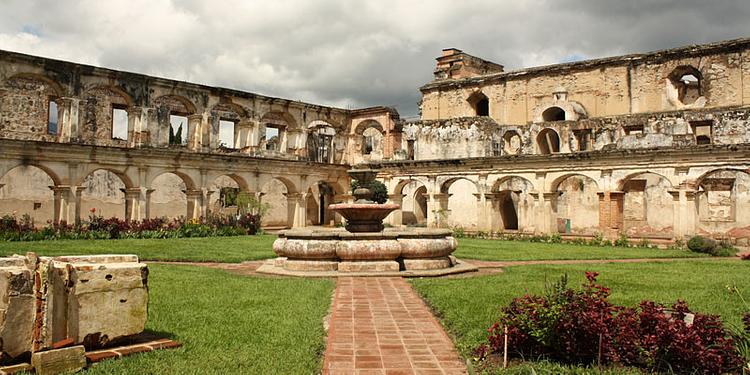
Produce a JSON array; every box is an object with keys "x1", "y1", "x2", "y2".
[
  {"x1": 0, "y1": 235, "x2": 277, "y2": 263},
  {"x1": 411, "y1": 259, "x2": 750, "y2": 358},
  {"x1": 86, "y1": 264, "x2": 335, "y2": 374},
  {"x1": 0, "y1": 235, "x2": 705, "y2": 264},
  {"x1": 452, "y1": 237, "x2": 704, "y2": 261}
]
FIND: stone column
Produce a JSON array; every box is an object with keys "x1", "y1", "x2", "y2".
[
  {"x1": 71, "y1": 186, "x2": 83, "y2": 225},
  {"x1": 475, "y1": 173, "x2": 490, "y2": 230},
  {"x1": 58, "y1": 97, "x2": 81, "y2": 142},
  {"x1": 202, "y1": 190, "x2": 214, "y2": 217},
  {"x1": 483, "y1": 193, "x2": 499, "y2": 230},
  {"x1": 387, "y1": 194, "x2": 404, "y2": 227},
  {"x1": 50, "y1": 186, "x2": 69, "y2": 224},
  {"x1": 294, "y1": 193, "x2": 308, "y2": 227},
  {"x1": 126, "y1": 107, "x2": 146, "y2": 148},
  {"x1": 428, "y1": 193, "x2": 450, "y2": 228},
  {"x1": 668, "y1": 190, "x2": 682, "y2": 239},
  {"x1": 144, "y1": 189, "x2": 155, "y2": 219},
  {"x1": 187, "y1": 114, "x2": 204, "y2": 151},
  {"x1": 123, "y1": 188, "x2": 143, "y2": 221},
  {"x1": 684, "y1": 191, "x2": 698, "y2": 238},
  {"x1": 185, "y1": 189, "x2": 203, "y2": 220},
  {"x1": 285, "y1": 193, "x2": 299, "y2": 228}
]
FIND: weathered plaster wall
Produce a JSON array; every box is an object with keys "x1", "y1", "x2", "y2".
[{"x1": 421, "y1": 39, "x2": 750, "y2": 125}]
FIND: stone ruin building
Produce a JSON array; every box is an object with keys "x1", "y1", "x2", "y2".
[{"x1": 2, "y1": 37, "x2": 750, "y2": 243}]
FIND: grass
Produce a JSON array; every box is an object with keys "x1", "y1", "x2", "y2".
[
  {"x1": 452, "y1": 237, "x2": 705, "y2": 261},
  {"x1": 411, "y1": 259, "x2": 750, "y2": 358},
  {"x1": 0, "y1": 235, "x2": 706, "y2": 264},
  {"x1": 86, "y1": 264, "x2": 335, "y2": 374},
  {"x1": 0, "y1": 235, "x2": 277, "y2": 263}
]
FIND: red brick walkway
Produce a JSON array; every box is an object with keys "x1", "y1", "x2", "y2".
[{"x1": 323, "y1": 277, "x2": 467, "y2": 375}]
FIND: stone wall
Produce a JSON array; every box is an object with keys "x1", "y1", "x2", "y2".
[
  {"x1": 394, "y1": 108, "x2": 750, "y2": 161},
  {"x1": 420, "y1": 38, "x2": 750, "y2": 124}
]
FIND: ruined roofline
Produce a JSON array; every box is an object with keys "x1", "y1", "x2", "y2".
[
  {"x1": 0, "y1": 48, "x2": 361, "y2": 115},
  {"x1": 350, "y1": 106, "x2": 401, "y2": 119},
  {"x1": 421, "y1": 36, "x2": 750, "y2": 92}
]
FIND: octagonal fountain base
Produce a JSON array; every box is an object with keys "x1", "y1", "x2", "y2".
[{"x1": 256, "y1": 228, "x2": 478, "y2": 277}]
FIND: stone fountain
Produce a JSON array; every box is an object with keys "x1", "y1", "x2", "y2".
[{"x1": 258, "y1": 168, "x2": 476, "y2": 276}]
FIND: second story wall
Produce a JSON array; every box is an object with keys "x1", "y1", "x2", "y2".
[
  {"x1": 0, "y1": 50, "x2": 399, "y2": 166},
  {"x1": 420, "y1": 38, "x2": 750, "y2": 124}
]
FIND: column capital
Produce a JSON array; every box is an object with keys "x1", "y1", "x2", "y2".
[
  {"x1": 123, "y1": 188, "x2": 143, "y2": 198},
  {"x1": 596, "y1": 190, "x2": 624, "y2": 198},
  {"x1": 183, "y1": 189, "x2": 203, "y2": 198},
  {"x1": 542, "y1": 191, "x2": 562, "y2": 201},
  {"x1": 187, "y1": 114, "x2": 204, "y2": 121}
]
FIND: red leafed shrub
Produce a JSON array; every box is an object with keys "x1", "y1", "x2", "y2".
[
  {"x1": 478, "y1": 272, "x2": 744, "y2": 374},
  {"x1": 741, "y1": 253, "x2": 750, "y2": 260}
]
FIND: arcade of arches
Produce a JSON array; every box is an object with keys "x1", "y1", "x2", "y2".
[{"x1": 3, "y1": 38, "x2": 750, "y2": 241}]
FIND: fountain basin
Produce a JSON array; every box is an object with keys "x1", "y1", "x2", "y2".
[
  {"x1": 328, "y1": 203, "x2": 400, "y2": 232},
  {"x1": 261, "y1": 227, "x2": 477, "y2": 276}
]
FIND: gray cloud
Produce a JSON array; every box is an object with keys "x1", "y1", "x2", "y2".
[{"x1": 1, "y1": 0, "x2": 748, "y2": 117}]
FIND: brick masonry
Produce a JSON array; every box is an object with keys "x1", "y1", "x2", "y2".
[{"x1": 323, "y1": 277, "x2": 467, "y2": 375}]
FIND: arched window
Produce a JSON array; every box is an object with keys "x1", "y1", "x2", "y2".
[
  {"x1": 542, "y1": 106, "x2": 565, "y2": 122},
  {"x1": 668, "y1": 66, "x2": 702, "y2": 105},
  {"x1": 537, "y1": 128, "x2": 560, "y2": 155},
  {"x1": 467, "y1": 92, "x2": 490, "y2": 117}
]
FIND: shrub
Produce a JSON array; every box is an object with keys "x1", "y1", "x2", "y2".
[
  {"x1": 614, "y1": 233, "x2": 629, "y2": 247},
  {"x1": 741, "y1": 253, "x2": 750, "y2": 261},
  {"x1": 350, "y1": 179, "x2": 388, "y2": 204},
  {"x1": 687, "y1": 235, "x2": 717, "y2": 254},
  {"x1": 0, "y1": 213, "x2": 262, "y2": 242},
  {"x1": 688, "y1": 236, "x2": 738, "y2": 257},
  {"x1": 477, "y1": 272, "x2": 744, "y2": 374}
]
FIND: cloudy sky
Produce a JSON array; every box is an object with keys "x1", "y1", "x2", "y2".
[{"x1": 1, "y1": 0, "x2": 749, "y2": 117}]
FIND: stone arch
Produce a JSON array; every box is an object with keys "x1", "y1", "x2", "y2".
[
  {"x1": 537, "y1": 128, "x2": 560, "y2": 154},
  {"x1": 305, "y1": 180, "x2": 337, "y2": 226},
  {"x1": 394, "y1": 179, "x2": 429, "y2": 226},
  {"x1": 619, "y1": 172, "x2": 674, "y2": 237},
  {"x1": 439, "y1": 177, "x2": 479, "y2": 229},
  {"x1": 693, "y1": 169, "x2": 750, "y2": 237},
  {"x1": 1, "y1": 74, "x2": 66, "y2": 141},
  {"x1": 75, "y1": 167, "x2": 134, "y2": 189},
  {"x1": 79, "y1": 169, "x2": 129, "y2": 219},
  {"x1": 467, "y1": 91, "x2": 489, "y2": 117},
  {"x1": 153, "y1": 95, "x2": 198, "y2": 147},
  {"x1": 80, "y1": 86, "x2": 135, "y2": 144},
  {"x1": 153, "y1": 95, "x2": 197, "y2": 114},
  {"x1": 208, "y1": 174, "x2": 249, "y2": 214},
  {"x1": 439, "y1": 177, "x2": 478, "y2": 194},
  {"x1": 307, "y1": 120, "x2": 337, "y2": 163},
  {"x1": 4, "y1": 73, "x2": 65, "y2": 97},
  {"x1": 491, "y1": 176, "x2": 535, "y2": 231},
  {"x1": 542, "y1": 106, "x2": 566, "y2": 122},
  {"x1": 148, "y1": 172, "x2": 191, "y2": 219},
  {"x1": 552, "y1": 174, "x2": 600, "y2": 234},
  {"x1": 533, "y1": 99, "x2": 587, "y2": 123},
  {"x1": 259, "y1": 177, "x2": 293, "y2": 228},
  {"x1": 260, "y1": 111, "x2": 296, "y2": 152},
  {"x1": 211, "y1": 101, "x2": 252, "y2": 149},
  {"x1": 0, "y1": 165, "x2": 58, "y2": 225},
  {"x1": 355, "y1": 120, "x2": 385, "y2": 161}
]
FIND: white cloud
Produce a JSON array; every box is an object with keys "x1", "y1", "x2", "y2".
[{"x1": 0, "y1": 0, "x2": 748, "y2": 116}]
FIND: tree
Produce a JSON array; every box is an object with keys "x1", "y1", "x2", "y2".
[{"x1": 351, "y1": 180, "x2": 388, "y2": 204}]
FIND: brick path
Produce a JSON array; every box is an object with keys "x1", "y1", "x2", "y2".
[{"x1": 322, "y1": 277, "x2": 467, "y2": 375}]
